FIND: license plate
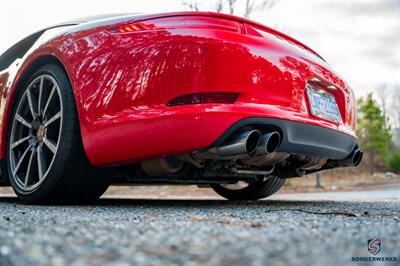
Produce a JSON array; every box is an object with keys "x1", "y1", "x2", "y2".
[{"x1": 306, "y1": 84, "x2": 342, "y2": 123}]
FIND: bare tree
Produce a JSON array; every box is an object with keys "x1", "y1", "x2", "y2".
[
  {"x1": 244, "y1": 0, "x2": 255, "y2": 18},
  {"x1": 376, "y1": 83, "x2": 400, "y2": 130},
  {"x1": 393, "y1": 86, "x2": 400, "y2": 129},
  {"x1": 215, "y1": 0, "x2": 223, "y2": 13},
  {"x1": 182, "y1": 0, "x2": 200, "y2": 11},
  {"x1": 376, "y1": 83, "x2": 389, "y2": 129},
  {"x1": 227, "y1": 0, "x2": 237, "y2": 14},
  {"x1": 244, "y1": 0, "x2": 276, "y2": 18},
  {"x1": 182, "y1": 0, "x2": 276, "y2": 18}
]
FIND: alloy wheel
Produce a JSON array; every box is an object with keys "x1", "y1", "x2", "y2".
[{"x1": 9, "y1": 74, "x2": 63, "y2": 192}]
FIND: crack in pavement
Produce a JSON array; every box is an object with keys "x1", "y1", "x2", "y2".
[{"x1": 263, "y1": 209, "x2": 398, "y2": 217}]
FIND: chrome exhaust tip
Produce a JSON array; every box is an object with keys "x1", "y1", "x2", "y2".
[
  {"x1": 337, "y1": 148, "x2": 363, "y2": 167},
  {"x1": 254, "y1": 131, "x2": 281, "y2": 155},
  {"x1": 216, "y1": 130, "x2": 261, "y2": 156},
  {"x1": 352, "y1": 149, "x2": 363, "y2": 166}
]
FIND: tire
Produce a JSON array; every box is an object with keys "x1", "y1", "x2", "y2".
[
  {"x1": 211, "y1": 176, "x2": 285, "y2": 201},
  {"x1": 5, "y1": 64, "x2": 111, "y2": 203}
]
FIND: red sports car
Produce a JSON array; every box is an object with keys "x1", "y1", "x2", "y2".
[{"x1": 0, "y1": 12, "x2": 362, "y2": 203}]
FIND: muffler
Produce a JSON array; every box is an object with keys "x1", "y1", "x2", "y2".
[{"x1": 141, "y1": 157, "x2": 184, "y2": 176}]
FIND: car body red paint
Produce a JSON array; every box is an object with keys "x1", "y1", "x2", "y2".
[{"x1": 0, "y1": 12, "x2": 357, "y2": 168}]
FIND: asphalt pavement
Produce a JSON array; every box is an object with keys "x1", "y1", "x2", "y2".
[{"x1": 0, "y1": 189, "x2": 399, "y2": 266}]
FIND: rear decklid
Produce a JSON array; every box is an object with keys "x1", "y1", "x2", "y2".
[{"x1": 208, "y1": 12, "x2": 325, "y2": 61}]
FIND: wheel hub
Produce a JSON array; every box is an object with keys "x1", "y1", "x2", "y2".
[
  {"x1": 36, "y1": 125, "x2": 46, "y2": 143},
  {"x1": 32, "y1": 119, "x2": 41, "y2": 130}
]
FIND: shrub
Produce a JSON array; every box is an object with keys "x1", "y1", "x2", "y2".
[{"x1": 389, "y1": 151, "x2": 400, "y2": 174}]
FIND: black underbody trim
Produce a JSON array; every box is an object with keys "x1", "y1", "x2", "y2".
[
  {"x1": 0, "y1": 159, "x2": 9, "y2": 186},
  {"x1": 208, "y1": 117, "x2": 358, "y2": 160}
]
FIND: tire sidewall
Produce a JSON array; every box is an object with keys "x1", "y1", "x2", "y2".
[{"x1": 212, "y1": 176, "x2": 285, "y2": 201}]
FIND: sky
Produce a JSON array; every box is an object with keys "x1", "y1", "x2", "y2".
[{"x1": 0, "y1": 0, "x2": 399, "y2": 98}]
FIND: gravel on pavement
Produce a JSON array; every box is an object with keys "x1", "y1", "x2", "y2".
[{"x1": 0, "y1": 195, "x2": 399, "y2": 266}]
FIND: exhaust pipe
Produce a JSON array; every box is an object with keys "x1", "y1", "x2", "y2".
[
  {"x1": 241, "y1": 131, "x2": 284, "y2": 166},
  {"x1": 193, "y1": 130, "x2": 261, "y2": 160},
  {"x1": 216, "y1": 130, "x2": 261, "y2": 156},
  {"x1": 254, "y1": 131, "x2": 281, "y2": 155},
  {"x1": 353, "y1": 149, "x2": 363, "y2": 166},
  {"x1": 337, "y1": 148, "x2": 363, "y2": 167}
]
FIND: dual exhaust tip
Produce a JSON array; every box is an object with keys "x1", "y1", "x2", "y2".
[
  {"x1": 216, "y1": 130, "x2": 281, "y2": 157},
  {"x1": 215, "y1": 129, "x2": 364, "y2": 167}
]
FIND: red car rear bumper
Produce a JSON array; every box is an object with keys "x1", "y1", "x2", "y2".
[{"x1": 86, "y1": 103, "x2": 358, "y2": 166}]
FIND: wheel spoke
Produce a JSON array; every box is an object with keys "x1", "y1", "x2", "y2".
[
  {"x1": 37, "y1": 146, "x2": 46, "y2": 180},
  {"x1": 12, "y1": 144, "x2": 32, "y2": 176},
  {"x1": 43, "y1": 85, "x2": 56, "y2": 116},
  {"x1": 26, "y1": 88, "x2": 38, "y2": 119},
  {"x1": 44, "y1": 111, "x2": 61, "y2": 127},
  {"x1": 38, "y1": 77, "x2": 44, "y2": 117},
  {"x1": 43, "y1": 137, "x2": 57, "y2": 154},
  {"x1": 10, "y1": 136, "x2": 31, "y2": 149},
  {"x1": 15, "y1": 114, "x2": 32, "y2": 128},
  {"x1": 23, "y1": 148, "x2": 36, "y2": 189}
]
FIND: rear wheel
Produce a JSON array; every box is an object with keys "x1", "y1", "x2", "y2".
[
  {"x1": 6, "y1": 64, "x2": 110, "y2": 203},
  {"x1": 211, "y1": 176, "x2": 285, "y2": 201}
]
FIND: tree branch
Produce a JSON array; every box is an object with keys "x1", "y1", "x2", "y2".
[
  {"x1": 244, "y1": 0, "x2": 276, "y2": 18},
  {"x1": 182, "y1": 0, "x2": 200, "y2": 11},
  {"x1": 215, "y1": 0, "x2": 223, "y2": 13},
  {"x1": 227, "y1": 0, "x2": 237, "y2": 15}
]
